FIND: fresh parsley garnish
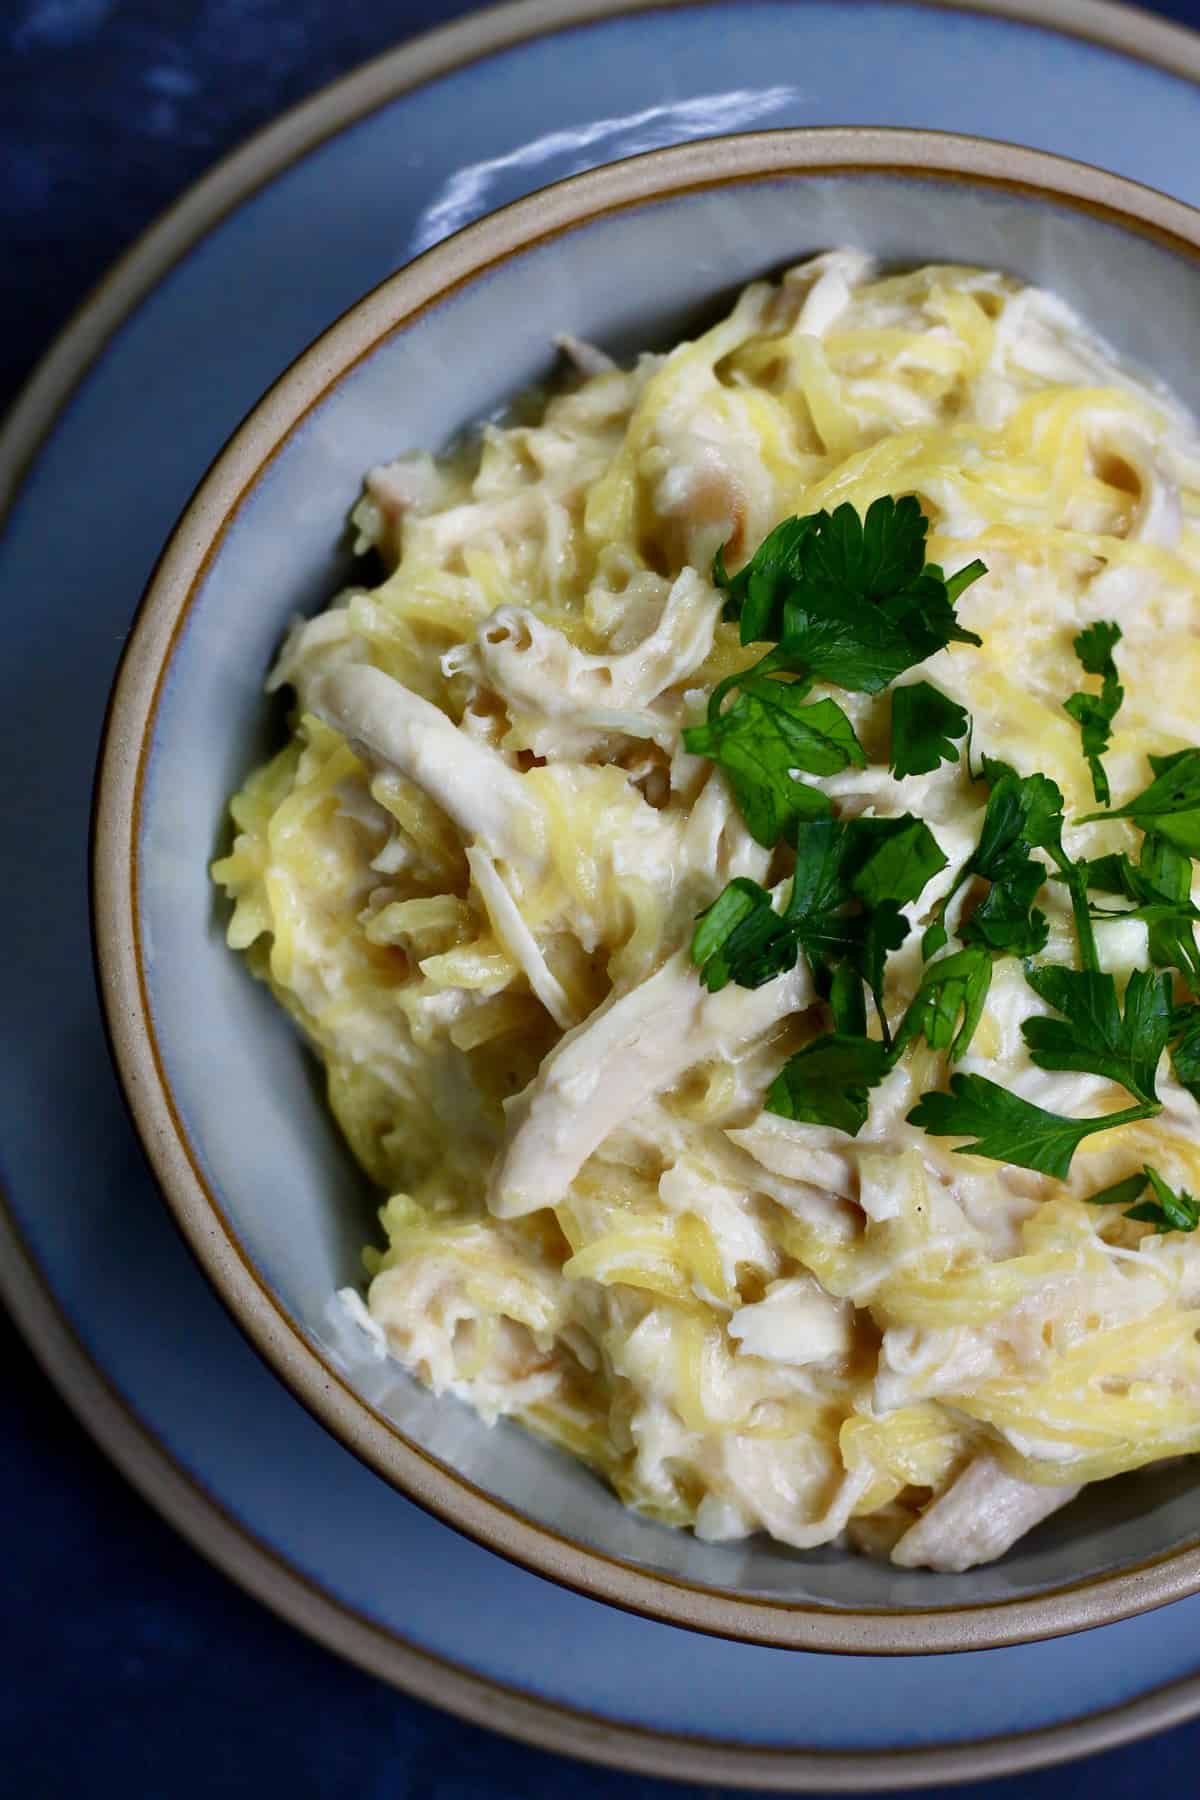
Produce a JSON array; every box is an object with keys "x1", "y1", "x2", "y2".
[
  {"x1": 889, "y1": 680, "x2": 970, "y2": 780},
  {"x1": 1169, "y1": 1002, "x2": 1200, "y2": 1106},
  {"x1": 852, "y1": 905, "x2": 910, "y2": 1047},
  {"x1": 691, "y1": 498, "x2": 983, "y2": 847},
  {"x1": 1081, "y1": 747, "x2": 1200, "y2": 856},
  {"x1": 927, "y1": 758, "x2": 1066, "y2": 960},
  {"x1": 765, "y1": 1033, "x2": 892, "y2": 1135},
  {"x1": 1081, "y1": 1169, "x2": 1152, "y2": 1217},
  {"x1": 1064, "y1": 620, "x2": 1123, "y2": 806},
  {"x1": 777, "y1": 814, "x2": 860, "y2": 969},
  {"x1": 682, "y1": 678, "x2": 860, "y2": 848},
  {"x1": 688, "y1": 501, "x2": 1200, "y2": 1171},
  {"x1": 690, "y1": 879, "x2": 798, "y2": 993},
  {"x1": 764, "y1": 939, "x2": 993, "y2": 1134},
  {"x1": 786, "y1": 818, "x2": 923, "y2": 1039},
  {"x1": 1126, "y1": 1166, "x2": 1200, "y2": 1233},
  {"x1": 1085, "y1": 1164, "x2": 1200, "y2": 1233},
  {"x1": 1077, "y1": 834, "x2": 1200, "y2": 988},
  {"x1": 829, "y1": 959, "x2": 867, "y2": 1035},
  {"x1": 893, "y1": 945, "x2": 992, "y2": 1062},
  {"x1": 714, "y1": 495, "x2": 984, "y2": 694},
  {"x1": 840, "y1": 815, "x2": 950, "y2": 911},
  {"x1": 908, "y1": 965, "x2": 1170, "y2": 1178},
  {"x1": 907, "y1": 1077, "x2": 1156, "y2": 1180},
  {"x1": 691, "y1": 814, "x2": 946, "y2": 1037},
  {"x1": 1020, "y1": 965, "x2": 1171, "y2": 1111}
]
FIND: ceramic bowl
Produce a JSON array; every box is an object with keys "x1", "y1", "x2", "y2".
[{"x1": 93, "y1": 127, "x2": 1200, "y2": 1653}]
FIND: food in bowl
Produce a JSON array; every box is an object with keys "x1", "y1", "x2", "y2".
[{"x1": 213, "y1": 250, "x2": 1200, "y2": 1573}]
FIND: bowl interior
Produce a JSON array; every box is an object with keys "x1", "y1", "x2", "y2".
[{"x1": 137, "y1": 160, "x2": 1200, "y2": 1617}]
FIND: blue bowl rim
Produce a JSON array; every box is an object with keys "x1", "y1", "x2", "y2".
[{"x1": 91, "y1": 123, "x2": 1200, "y2": 1655}]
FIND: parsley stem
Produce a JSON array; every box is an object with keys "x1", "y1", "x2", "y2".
[
  {"x1": 944, "y1": 558, "x2": 988, "y2": 605},
  {"x1": 705, "y1": 670, "x2": 744, "y2": 724},
  {"x1": 1086, "y1": 1100, "x2": 1160, "y2": 1131},
  {"x1": 1056, "y1": 854, "x2": 1100, "y2": 974}
]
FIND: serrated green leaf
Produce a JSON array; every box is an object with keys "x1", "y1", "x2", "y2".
[
  {"x1": 1064, "y1": 619, "x2": 1123, "y2": 805},
  {"x1": 840, "y1": 815, "x2": 948, "y2": 910},
  {"x1": 710, "y1": 498, "x2": 983, "y2": 695},
  {"x1": 889, "y1": 680, "x2": 970, "y2": 779},
  {"x1": 1082, "y1": 746, "x2": 1200, "y2": 855},
  {"x1": 1130, "y1": 1165, "x2": 1200, "y2": 1232},
  {"x1": 690, "y1": 879, "x2": 797, "y2": 993},
  {"x1": 894, "y1": 946, "x2": 992, "y2": 1061},
  {"x1": 766, "y1": 1033, "x2": 892, "y2": 1134},
  {"x1": 1021, "y1": 964, "x2": 1170, "y2": 1108},
  {"x1": 907, "y1": 1075, "x2": 1154, "y2": 1179},
  {"x1": 683, "y1": 675, "x2": 853, "y2": 847}
]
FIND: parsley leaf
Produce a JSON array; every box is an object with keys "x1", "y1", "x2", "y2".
[
  {"x1": 889, "y1": 680, "x2": 970, "y2": 780},
  {"x1": 1081, "y1": 747, "x2": 1200, "y2": 856},
  {"x1": 906, "y1": 1075, "x2": 1155, "y2": 1179},
  {"x1": 790, "y1": 815, "x2": 944, "y2": 1041},
  {"x1": 780, "y1": 816, "x2": 854, "y2": 951},
  {"x1": 803, "y1": 492, "x2": 931, "y2": 599},
  {"x1": 1078, "y1": 835, "x2": 1200, "y2": 987},
  {"x1": 848, "y1": 901, "x2": 910, "y2": 1048},
  {"x1": 932, "y1": 758, "x2": 1066, "y2": 959},
  {"x1": 1169, "y1": 1001, "x2": 1200, "y2": 1105},
  {"x1": 1087, "y1": 1164, "x2": 1200, "y2": 1233},
  {"x1": 1131, "y1": 1165, "x2": 1200, "y2": 1233},
  {"x1": 974, "y1": 756, "x2": 1067, "y2": 863},
  {"x1": 910, "y1": 964, "x2": 1170, "y2": 1176},
  {"x1": 829, "y1": 960, "x2": 867, "y2": 1036},
  {"x1": 960, "y1": 852, "x2": 1050, "y2": 957},
  {"x1": 714, "y1": 496, "x2": 984, "y2": 693},
  {"x1": 764, "y1": 565, "x2": 984, "y2": 694},
  {"x1": 716, "y1": 499, "x2": 929, "y2": 644},
  {"x1": 1021, "y1": 965, "x2": 1171, "y2": 1109},
  {"x1": 838, "y1": 815, "x2": 949, "y2": 910},
  {"x1": 893, "y1": 946, "x2": 992, "y2": 1061},
  {"x1": 682, "y1": 676, "x2": 859, "y2": 847},
  {"x1": 714, "y1": 514, "x2": 818, "y2": 642},
  {"x1": 690, "y1": 879, "x2": 795, "y2": 993},
  {"x1": 765, "y1": 1033, "x2": 891, "y2": 1135},
  {"x1": 1064, "y1": 620, "x2": 1123, "y2": 806},
  {"x1": 1083, "y1": 1170, "x2": 1153, "y2": 1213},
  {"x1": 779, "y1": 814, "x2": 945, "y2": 1015},
  {"x1": 690, "y1": 814, "x2": 946, "y2": 1021},
  {"x1": 775, "y1": 814, "x2": 946, "y2": 954}
]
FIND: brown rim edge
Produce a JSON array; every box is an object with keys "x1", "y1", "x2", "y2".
[
  {"x1": 94, "y1": 126, "x2": 1200, "y2": 1660},
  {"x1": 0, "y1": 0, "x2": 1193, "y2": 1782},
  {"x1": 7, "y1": 1191, "x2": 1200, "y2": 1793},
  {"x1": 4, "y1": 0, "x2": 1200, "y2": 513}
]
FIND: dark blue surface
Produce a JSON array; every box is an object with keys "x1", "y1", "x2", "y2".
[{"x1": 6, "y1": 1, "x2": 1200, "y2": 1793}]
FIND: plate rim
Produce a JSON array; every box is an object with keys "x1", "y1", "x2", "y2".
[
  {"x1": 9, "y1": 1193, "x2": 1200, "y2": 1792},
  {"x1": 6, "y1": 0, "x2": 1200, "y2": 512},
  {"x1": 7, "y1": 0, "x2": 1200, "y2": 1783}
]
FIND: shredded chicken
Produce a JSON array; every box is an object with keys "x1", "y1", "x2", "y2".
[
  {"x1": 489, "y1": 951, "x2": 812, "y2": 1218},
  {"x1": 314, "y1": 664, "x2": 539, "y2": 862},
  {"x1": 892, "y1": 1455, "x2": 1082, "y2": 1572},
  {"x1": 447, "y1": 566, "x2": 719, "y2": 718}
]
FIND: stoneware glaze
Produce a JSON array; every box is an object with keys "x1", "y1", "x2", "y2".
[{"x1": 10, "y1": 2, "x2": 1200, "y2": 1783}]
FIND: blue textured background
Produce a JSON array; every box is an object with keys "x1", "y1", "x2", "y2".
[{"x1": 6, "y1": 2, "x2": 1200, "y2": 1793}]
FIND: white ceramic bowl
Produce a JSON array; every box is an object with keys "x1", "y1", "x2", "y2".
[{"x1": 94, "y1": 127, "x2": 1200, "y2": 1652}]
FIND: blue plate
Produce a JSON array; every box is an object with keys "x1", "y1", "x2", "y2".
[{"x1": 5, "y1": 1, "x2": 1200, "y2": 1784}]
